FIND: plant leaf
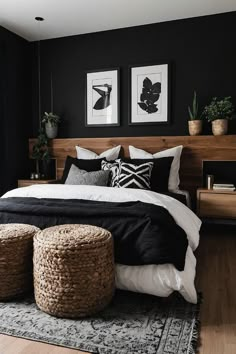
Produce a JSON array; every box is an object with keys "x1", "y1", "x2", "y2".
[
  {"x1": 151, "y1": 93, "x2": 160, "y2": 103},
  {"x1": 151, "y1": 82, "x2": 161, "y2": 94},
  {"x1": 143, "y1": 77, "x2": 152, "y2": 89},
  {"x1": 138, "y1": 102, "x2": 148, "y2": 112},
  {"x1": 188, "y1": 106, "x2": 193, "y2": 120},
  {"x1": 140, "y1": 92, "x2": 148, "y2": 102},
  {"x1": 146, "y1": 103, "x2": 158, "y2": 113}
]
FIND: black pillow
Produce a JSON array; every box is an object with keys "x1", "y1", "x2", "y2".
[
  {"x1": 61, "y1": 156, "x2": 103, "y2": 183},
  {"x1": 124, "y1": 156, "x2": 174, "y2": 192}
]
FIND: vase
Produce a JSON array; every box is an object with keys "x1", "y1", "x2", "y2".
[
  {"x1": 39, "y1": 159, "x2": 55, "y2": 179},
  {"x1": 188, "y1": 120, "x2": 202, "y2": 136},
  {"x1": 45, "y1": 122, "x2": 58, "y2": 139},
  {"x1": 211, "y1": 119, "x2": 228, "y2": 136}
]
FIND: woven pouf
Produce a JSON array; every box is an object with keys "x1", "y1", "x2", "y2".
[
  {"x1": 0, "y1": 223, "x2": 40, "y2": 300},
  {"x1": 33, "y1": 224, "x2": 115, "y2": 318}
]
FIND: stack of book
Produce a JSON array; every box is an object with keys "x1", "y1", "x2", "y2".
[{"x1": 213, "y1": 183, "x2": 235, "y2": 191}]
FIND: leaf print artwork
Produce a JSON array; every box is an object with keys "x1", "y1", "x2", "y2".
[
  {"x1": 138, "y1": 77, "x2": 161, "y2": 114},
  {"x1": 93, "y1": 84, "x2": 112, "y2": 110}
]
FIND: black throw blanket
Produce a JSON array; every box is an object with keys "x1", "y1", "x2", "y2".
[{"x1": 0, "y1": 197, "x2": 188, "y2": 271}]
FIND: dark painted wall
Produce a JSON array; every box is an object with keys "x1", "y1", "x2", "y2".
[
  {"x1": 34, "y1": 11, "x2": 236, "y2": 138},
  {"x1": 1, "y1": 11, "x2": 236, "y2": 193},
  {"x1": 0, "y1": 26, "x2": 32, "y2": 194}
]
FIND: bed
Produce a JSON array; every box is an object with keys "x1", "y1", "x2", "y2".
[{"x1": 0, "y1": 137, "x2": 204, "y2": 304}]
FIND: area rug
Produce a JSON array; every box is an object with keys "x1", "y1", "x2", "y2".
[{"x1": 0, "y1": 291, "x2": 201, "y2": 354}]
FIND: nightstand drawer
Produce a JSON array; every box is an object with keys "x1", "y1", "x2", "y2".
[{"x1": 198, "y1": 191, "x2": 236, "y2": 219}]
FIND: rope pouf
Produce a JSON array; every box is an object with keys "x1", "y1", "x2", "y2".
[
  {"x1": 33, "y1": 224, "x2": 115, "y2": 318},
  {"x1": 0, "y1": 223, "x2": 40, "y2": 300}
]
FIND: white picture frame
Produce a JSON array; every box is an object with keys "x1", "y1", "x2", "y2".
[{"x1": 85, "y1": 68, "x2": 120, "y2": 127}]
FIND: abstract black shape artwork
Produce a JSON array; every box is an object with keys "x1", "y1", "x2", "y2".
[
  {"x1": 93, "y1": 84, "x2": 112, "y2": 110},
  {"x1": 86, "y1": 68, "x2": 120, "y2": 126},
  {"x1": 138, "y1": 77, "x2": 161, "y2": 114}
]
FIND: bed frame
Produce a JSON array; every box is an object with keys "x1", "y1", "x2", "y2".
[{"x1": 29, "y1": 135, "x2": 236, "y2": 207}]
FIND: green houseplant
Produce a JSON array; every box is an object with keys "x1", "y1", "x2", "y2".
[
  {"x1": 32, "y1": 128, "x2": 51, "y2": 178},
  {"x1": 42, "y1": 112, "x2": 61, "y2": 139},
  {"x1": 203, "y1": 96, "x2": 235, "y2": 135},
  {"x1": 188, "y1": 91, "x2": 203, "y2": 136}
]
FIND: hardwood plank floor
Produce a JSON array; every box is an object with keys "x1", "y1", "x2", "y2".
[
  {"x1": 0, "y1": 225, "x2": 235, "y2": 354},
  {"x1": 195, "y1": 225, "x2": 236, "y2": 354}
]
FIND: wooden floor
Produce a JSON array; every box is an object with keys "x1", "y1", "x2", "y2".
[{"x1": 0, "y1": 225, "x2": 235, "y2": 354}]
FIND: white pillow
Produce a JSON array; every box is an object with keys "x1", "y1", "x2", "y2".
[
  {"x1": 129, "y1": 145, "x2": 183, "y2": 191},
  {"x1": 76, "y1": 145, "x2": 121, "y2": 161}
]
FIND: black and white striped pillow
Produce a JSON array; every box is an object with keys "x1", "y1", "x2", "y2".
[
  {"x1": 101, "y1": 159, "x2": 121, "y2": 187},
  {"x1": 118, "y1": 161, "x2": 153, "y2": 190}
]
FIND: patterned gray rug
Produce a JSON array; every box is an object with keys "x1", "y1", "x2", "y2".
[{"x1": 0, "y1": 291, "x2": 201, "y2": 354}]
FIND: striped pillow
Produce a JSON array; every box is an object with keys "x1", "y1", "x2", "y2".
[
  {"x1": 101, "y1": 159, "x2": 121, "y2": 187},
  {"x1": 118, "y1": 161, "x2": 153, "y2": 190}
]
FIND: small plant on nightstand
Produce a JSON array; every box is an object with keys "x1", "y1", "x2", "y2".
[
  {"x1": 188, "y1": 91, "x2": 203, "y2": 136},
  {"x1": 203, "y1": 96, "x2": 235, "y2": 136}
]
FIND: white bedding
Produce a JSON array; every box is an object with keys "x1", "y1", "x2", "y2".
[{"x1": 2, "y1": 184, "x2": 201, "y2": 303}]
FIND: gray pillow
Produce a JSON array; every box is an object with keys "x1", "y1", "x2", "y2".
[{"x1": 65, "y1": 164, "x2": 110, "y2": 186}]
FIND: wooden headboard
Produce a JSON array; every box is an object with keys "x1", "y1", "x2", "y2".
[{"x1": 29, "y1": 135, "x2": 236, "y2": 206}]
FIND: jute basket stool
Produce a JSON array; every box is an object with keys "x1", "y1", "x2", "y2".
[
  {"x1": 0, "y1": 223, "x2": 40, "y2": 300},
  {"x1": 33, "y1": 224, "x2": 115, "y2": 318}
]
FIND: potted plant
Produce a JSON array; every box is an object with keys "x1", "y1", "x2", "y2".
[
  {"x1": 32, "y1": 128, "x2": 51, "y2": 178},
  {"x1": 203, "y1": 97, "x2": 235, "y2": 136},
  {"x1": 42, "y1": 112, "x2": 61, "y2": 139},
  {"x1": 188, "y1": 91, "x2": 203, "y2": 136}
]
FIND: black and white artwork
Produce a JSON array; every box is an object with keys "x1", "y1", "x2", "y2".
[
  {"x1": 129, "y1": 64, "x2": 169, "y2": 125},
  {"x1": 86, "y1": 69, "x2": 120, "y2": 126}
]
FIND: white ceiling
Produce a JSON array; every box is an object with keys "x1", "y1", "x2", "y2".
[{"x1": 0, "y1": 0, "x2": 235, "y2": 42}]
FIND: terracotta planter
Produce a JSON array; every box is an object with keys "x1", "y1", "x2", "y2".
[
  {"x1": 211, "y1": 119, "x2": 228, "y2": 136},
  {"x1": 188, "y1": 120, "x2": 203, "y2": 136}
]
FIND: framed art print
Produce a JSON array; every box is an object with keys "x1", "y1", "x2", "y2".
[
  {"x1": 129, "y1": 63, "x2": 170, "y2": 125},
  {"x1": 86, "y1": 68, "x2": 120, "y2": 127}
]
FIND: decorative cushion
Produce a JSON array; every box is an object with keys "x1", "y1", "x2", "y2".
[
  {"x1": 101, "y1": 159, "x2": 121, "y2": 187},
  {"x1": 76, "y1": 145, "x2": 121, "y2": 161},
  {"x1": 65, "y1": 164, "x2": 110, "y2": 186},
  {"x1": 118, "y1": 161, "x2": 153, "y2": 189},
  {"x1": 124, "y1": 157, "x2": 173, "y2": 193},
  {"x1": 61, "y1": 156, "x2": 103, "y2": 184},
  {"x1": 129, "y1": 145, "x2": 183, "y2": 191}
]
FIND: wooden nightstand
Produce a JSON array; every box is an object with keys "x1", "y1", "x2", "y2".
[
  {"x1": 197, "y1": 188, "x2": 236, "y2": 220},
  {"x1": 18, "y1": 179, "x2": 56, "y2": 188}
]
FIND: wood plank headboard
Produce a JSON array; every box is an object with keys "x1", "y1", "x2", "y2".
[{"x1": 29, "y1": 135, "x2": 236, "y2": 206}]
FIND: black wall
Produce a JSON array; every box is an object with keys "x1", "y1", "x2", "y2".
[
  {"x1": 0, "y1": 26, "x2": 32, "y2": 194},
  {"x1": 1, "y1": 11, "x2": 236, "y2": 193},
  {"x1": 34, "y1": 11, "x2": 236, "y2": 138}
]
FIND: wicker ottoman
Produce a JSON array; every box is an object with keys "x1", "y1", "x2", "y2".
[
  {"x1": 33, "y1": 224, "x2": 115, "y2": 318},
  {"x1": 0, "y1": 223, "x2": 40, "y2": 300}
]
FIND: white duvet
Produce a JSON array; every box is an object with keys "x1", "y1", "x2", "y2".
[{"x1": 2, "y1": 185, "x2": 201, "y2": 303}]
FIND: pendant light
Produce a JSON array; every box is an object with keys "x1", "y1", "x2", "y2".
[{"x1": 35, "y1": 16, "x2": 44, "y2": 128}]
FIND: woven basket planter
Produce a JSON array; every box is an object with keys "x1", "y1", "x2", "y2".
[
  {"x1": 212, "y1": 119, "x2": 228, "y2": 136},
  {"x1": 188, "y1": 120, "x2": 202, "y2": 136},
  {"x1": 34, "y1": 224, "x2": 115, "y2": 318},
  {"x1": 0, "y1": 223, "x2": 40, "y2": 300}
]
